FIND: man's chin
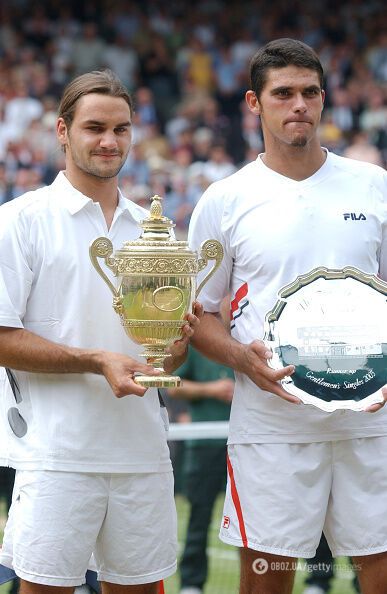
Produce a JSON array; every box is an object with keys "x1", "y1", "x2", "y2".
[
  {"x1": 95, "y1": 171, "x2": 121, "y2": 179},
  {"x1": 86, "y1": 163, "x2": 125, "y2": 179},
  {"x1": 290, "y1": 135, "x2": 308, "y2": 148}
]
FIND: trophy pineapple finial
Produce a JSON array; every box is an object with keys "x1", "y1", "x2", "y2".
[{"x1": 150, "y1": 195, "x2": 163, "y2": 220}]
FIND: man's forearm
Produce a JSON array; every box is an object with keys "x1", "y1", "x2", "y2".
[
  {"x1": 190, "y1": 312, "x2": 246, "y2": 373},
  {"x1": 190, "y1": 312, "x2": 301, "y2": 404},
  {"x1": 168, "y1": 379, "x2": 215, "y2": 400},
  {"x1": 163, "y1": 348, "x2": 188, "y2": 374},
  {"x1": 0, "y1": 327, "x2": 104, "y2": 374}
]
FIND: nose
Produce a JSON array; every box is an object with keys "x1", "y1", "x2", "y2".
[
  {"x1": 99, "y1": 131, "x2": 118, "y2": 149},
  {"x1": 293, "y1": 92, "x2": 307, "y2": 112}
]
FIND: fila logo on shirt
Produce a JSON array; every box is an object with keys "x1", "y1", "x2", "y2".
[
  {"x1": 343, "y1": 212, "x2": 366, "y2": 221},
  {"x1": 230, "y1": 282, "x2": 249, "y2": 330},
  {"x1": 223, "y1": 516, "x2": 230, "y2": 529}
]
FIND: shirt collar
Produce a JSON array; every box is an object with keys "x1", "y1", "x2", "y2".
[{"x1": 52, "y1": 171, "x2": 145, "y2": 223}]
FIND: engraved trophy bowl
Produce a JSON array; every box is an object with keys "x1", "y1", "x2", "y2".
[
  {"x1": 263, "y1": 267, "x2": 387, "y2": 412},
  {"x1": 89, "y1": 195, "x2": 223, "y2": 388}
]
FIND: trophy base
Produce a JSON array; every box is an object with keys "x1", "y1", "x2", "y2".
[{"x1": 134, "y1": 374, "x2": 181, "y2": 388}]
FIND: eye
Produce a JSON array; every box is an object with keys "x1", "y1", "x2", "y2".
[
  {"x1": 115, "y1": 126, "x2": 129, "y2": 134},
  {"x1": 304, "y1": 88, "x2": 320, "y2": 97},
  {"x1": 276, "y1": 89, "x2": 291, "y2": 98}
]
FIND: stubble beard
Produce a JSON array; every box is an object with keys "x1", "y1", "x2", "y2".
[
  {"x1": 66, "y1": 137, "x2": 129, "y2": 180},
  {"x1": 290, "y1": 134, "x2": 308, "y2": 148},
  {"x1": 285, "y1": 121, "x2": 313, "y2": 148},
  {"x1": 82, "y1": 159, "x2": 126, "y2": 179}
]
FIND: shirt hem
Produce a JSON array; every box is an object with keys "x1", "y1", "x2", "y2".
[
  {"x1": 228, "y1": 426, "x2": 387, "y2": 444},
  {"x1": 0, "y1": 553, "x2": 13, "y2": 570},
  {"x1": 330, "y1": 544, "x2": 387, "y2": 557},
  {"x1": 4, "y1": 458, "x2": 173, "y2": 473},
  {"x1": 219, "y1": 533, "x2": 312, "y2": 558},
  {"x1": 98, "y1": 560, "x2": 177, "y2": 585},
  {"x1": 2, "y1": 558, "x2": 86, "y2": 588},
  {"x1": 0, "y1": 319, "x2": 23, "y2": 328}
]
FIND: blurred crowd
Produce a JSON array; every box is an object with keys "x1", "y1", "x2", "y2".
[{"x1": 0, "y1": 0, "x2": 386, "y2": 235}]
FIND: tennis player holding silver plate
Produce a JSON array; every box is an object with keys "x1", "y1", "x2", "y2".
[{"x1": 264, "y1": 266, "x2": 387, "y2": 411}]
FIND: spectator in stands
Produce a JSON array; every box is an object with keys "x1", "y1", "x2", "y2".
[
  {"x1": 164, "y1": 171, "x2": 199, "y2": 234},
  {"x1": 359, "y1": 86, "x2": 387, "y2": 155},
  {"x1": 3, "y1": 80, "x2": 43, "y2": 139},
  {"x1": 70, "y1": 22, "x2": 106, "y2": 75},
  {"x1": 343, "y1": 130, "x2": 384, "y2": 166},
  {"x1": 214, "y1": 45, "x2": 245, "y2": 117},
  {"x1": 180, "y1": 37, "x2": 215, "y2": 95},
  {"x1": 103, "y1": 33, "x2": 139, "y2": 92},
  {"x1": 201, "y1": 144, "x2": 236, "y2": 183}
]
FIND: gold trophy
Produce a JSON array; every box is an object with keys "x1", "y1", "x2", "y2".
[{"x1": 89, "y1": 195, "x2": 223, "y2": 387}]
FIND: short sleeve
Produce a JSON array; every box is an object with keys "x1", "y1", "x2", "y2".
[
  {"x1": 0, "y1": 203, "x2": 33, "y2": 327},
  {"x1": 188, "y1": 182, "x2": 233, "y2": 313}
]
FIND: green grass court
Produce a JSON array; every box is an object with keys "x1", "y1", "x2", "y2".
[{"x1": 0, "y1": 495, "x2": 359, "y2": 594}]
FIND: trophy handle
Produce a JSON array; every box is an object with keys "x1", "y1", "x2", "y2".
[
  {"x1": 196, "y1": 239, "x2": 224, "y2": 298},
  {"x1": 89, "y1": 237, "x2": 119, "y2": 298}
]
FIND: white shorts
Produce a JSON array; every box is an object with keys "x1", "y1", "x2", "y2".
[
  {"x1": 0, "y1": 470, "x2": 177, "y2": 587},
  {"x1": 220, "y1": 437, "x2": 387, "y2": 558}
]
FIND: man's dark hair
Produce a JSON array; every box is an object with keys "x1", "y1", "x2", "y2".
[
  {"x1": 58, "y1": 69, "x2": 133, "y2": 128},
  {"x1": 249, "y1": 38, "x2": 324, "y2": 98}
]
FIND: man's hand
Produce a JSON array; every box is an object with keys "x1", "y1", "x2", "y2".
[
  {"x1": 239, "y1": 340, "x2": 300, "y2": 404},
  {"x1": 164, "y1": 301, "x2": 204, "y2": 373},
  {"x1": 99, "y1": 351, "x2": 159, "y2": 397},
  {"x1": 364, "y1": 387, "x2": 387, "y2": 413}
]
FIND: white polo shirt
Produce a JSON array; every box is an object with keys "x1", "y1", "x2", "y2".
[
  {"x1": 188, "y1": 150, "x2": 387, "y2": 444},
  {"x1": 0, "y1": 172, "x2": 172, "y2": 472}
]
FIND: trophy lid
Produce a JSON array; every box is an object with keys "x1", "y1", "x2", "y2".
[
  {"x1": 116, "y1": 194, "x2": 193, "y2": 255},
  {"x1": 139, "y1": 194, "x2": 175, "y2": 242}
]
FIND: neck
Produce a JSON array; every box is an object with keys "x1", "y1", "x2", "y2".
[
  {"x1": 261, "y1": 141, "x2": 326, "y2": 181},
  {"x1": 64, "y1": 167, "x2": 119, "y2": 227}
]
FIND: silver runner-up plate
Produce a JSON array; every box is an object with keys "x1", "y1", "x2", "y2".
[{"x1": 263, "y1": 267, "x2": 387, "y2": 412}]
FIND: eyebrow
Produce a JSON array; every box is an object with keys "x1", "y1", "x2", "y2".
[
  {"x1": 270, "y1": 85, "x2": 321, "y2": 95},
  {"x1": 83, "y1": 119, "x2": 131, "y2": 127}
]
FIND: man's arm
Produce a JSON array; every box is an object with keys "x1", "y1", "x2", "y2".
[
  {"x1": 0, "y1": 326, "x2": 155, "y2": 397},
  {"x1": 191, "y1": 311, "x2": 300, "y2": 404},
  {"x1": 0, "y1": 305, "x2": 202, "y2": 398},
  {"x1": 168, "y1": 377, "x2": 234, "y2": 403}
]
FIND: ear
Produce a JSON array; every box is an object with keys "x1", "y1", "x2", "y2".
[
  {"x1": 57, "y1": 117, "x2": 68, "y2": 148},
  {"x1": 245, "y1": 90, "x2": 261, "y2": 116},
  {"x1": 321, "y1": 89, "x2": 326, "y2": 107}
]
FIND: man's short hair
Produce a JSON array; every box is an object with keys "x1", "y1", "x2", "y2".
[
  {"x1": 58, "y1": 69, "x2": 133, "y2": 128},
  {"x1": 249, "y1": 38, "x2": 324, "y2": 99}
]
